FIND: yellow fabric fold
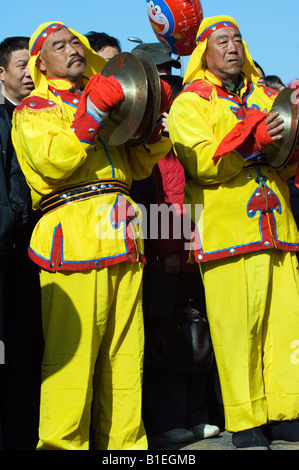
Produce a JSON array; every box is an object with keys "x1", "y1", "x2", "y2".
[
  {"x1": 183, "y1": 15, "x2": 260, "y2": 86},
  {"x1": 28, "y1": 21, "x2": 106, "y2": 96}
]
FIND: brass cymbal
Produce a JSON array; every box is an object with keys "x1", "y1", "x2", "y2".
[
  {"x1": 261, "y1": 87, "x2": 299, "y2": 170},
  {"x1": 100, "y1": 52, "x2": 148, "y2": 146},
  {"x1": 127, "y1": 50, "x2": 161, "y2": 147}
]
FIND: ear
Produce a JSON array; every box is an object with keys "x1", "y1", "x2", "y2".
[
  {"x1": 0, "y1": 66, "x2": 5, "y2": 82},
  {"x1": 36, "y1": 54, "x2": 47, "y2": 73}
]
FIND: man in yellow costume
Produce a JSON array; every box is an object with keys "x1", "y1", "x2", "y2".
[
  {"x1": 168, "y1": 15, "x2": 299, "y2": 450},
  {"x1": 12, "y1": 21, "x2": 172, "y2": 450}
]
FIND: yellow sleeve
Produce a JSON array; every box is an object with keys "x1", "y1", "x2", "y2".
[
  {"x1": 12, "y1": 104, "x2": 88, "y2": 187},
  {"x1": 168, "y1": 92, "x2": 246, "y2": 185},
  {"x1": 127, "y1": 136, "x2": 172, "y2": 180}
]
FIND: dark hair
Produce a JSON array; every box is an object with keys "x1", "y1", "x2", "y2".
[
  {"x1": 85, "y1": 31, "x2": 121, "y2": 53},
  {"x1": 265, "y1": 75, "x2": 285, "y2": 91},
  {"x1": 0, "y1": 36, "x2": 30, "y2": 69},
  {"x1": 253, "y1": 60, "x2": 265, "y2": 77},
  {"x1": 160, "y1": 74, "x2": 183, "y2": 100}
]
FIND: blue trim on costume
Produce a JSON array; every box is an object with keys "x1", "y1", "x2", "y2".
[
  {"x1": 108, "y1": 194, "x2": 144, "y2": 256},
  {"x1": 86, "y1": 110, "x2": 103, "y2": 126},
  {"x1": 219, "y1": 82, "x2": 260, "y2": 120},
  {"x1": 60, "y1": 246, "x2": 129, "y2": 265},
  {"x1": 217, "y1": 95, "x2": 244, "y2": 121},
  {"x1": 247, "y1": 184, "x2": 261, "y2": 218},
  {"x1": 247, "y1": 104, "x2": 261, "y2": 111},
  {"x1": 196, "y1": 21, "x2": 237, "y2": 42},
  {"x1": 236, "y1": 149, "x2": 262, "y2": 160},
  {"x1": 218, "y1": 95, "x2": 237, "y2": 105},
  {"x1": 192, "y1": 169, "x2": 298, "y2": 258},
  {"x1": 29, "y1": 221, "x2": 130, "y2": 265},
  {"x1": 109, "y1": 195, "x2": 128, "y2": 253},
  {"x1": 78, "y1": 139, "x2": 96, "y2": 145},
  {"x1": 193, "y1": 222, "x2": 263, "y2": 257},
  {"x1": 60, "y1": 100, "x2": 77, "y2": 108},
  {"x1": 230, "y1": 105, "x2": 243, "y2": 120},
  {"x1": 100, "y1": 138, "x2": 115, "y2": 178},
  {"x1": 49, "y1": 90, "x2": 77, "y2": 109},
  {"x1": 30, "y1": 23, "x2": 61, "y2": 54},
  {"x1": 265, "y1": 183, "x2": 282, "y2": 214},
  {"x1": 28, "y1": 223, "x2": 61, "y2": 262}
]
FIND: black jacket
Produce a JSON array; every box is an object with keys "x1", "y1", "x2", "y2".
[
  {"x1": 0, "y1": 106, "x2": 15, "y2": 268},
  {"x1": 0, "y1": 106, "x2": 31, "y2": 269}
]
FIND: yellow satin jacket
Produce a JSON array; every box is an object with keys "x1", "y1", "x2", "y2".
[
  {"x1": 12, "y1": 78, "x2": 172, "y2": 272},
  {"x1": 169, "y1": 71, "x2": 299, "y2": 262}
]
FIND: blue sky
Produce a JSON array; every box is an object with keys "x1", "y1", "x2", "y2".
[{"x1": 1, "y1": 0, "x2": 298, "y2": 85}]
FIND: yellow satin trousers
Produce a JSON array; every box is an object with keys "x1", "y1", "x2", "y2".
[
  {"x1": 201, "y1": 250, "x2": 299, "y2": 433},
  {"x1": 37, "y1": 262, "x2": 147, "y2": 450}
]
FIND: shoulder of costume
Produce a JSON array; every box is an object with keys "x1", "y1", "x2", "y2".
[
  {"x1": 15, "y1": 96, "x2": 57, "y2": 113},
  {"x1": 181, "y1": 80, "x2": 213, "y2": 100},
  {"x1": 261, "y1": 85, "x2": 279, "y2": 98}
]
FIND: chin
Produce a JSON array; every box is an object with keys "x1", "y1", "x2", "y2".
[
  {"x1": 229, "y1": 65, "x2": 243, "y2": 74},
  {"x1": 21, "y1": 89, "x2": 34, "y2": 100},
  {"x1": 227, "y1": 69, "x2": 243, "y2": 82}
]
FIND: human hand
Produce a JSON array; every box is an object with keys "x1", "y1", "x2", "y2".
[
  {"x1": 265, "y1": 109, "x2": 284, "y2": 141},
  {"x1": 161, "y1": 112, "x2": 169, "y2": 134}
]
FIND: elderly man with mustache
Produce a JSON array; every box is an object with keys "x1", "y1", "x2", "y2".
[{"x1": 12, "y1": 21, "x2": 172, "y2": 450}]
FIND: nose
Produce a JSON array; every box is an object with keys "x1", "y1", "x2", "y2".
[
  {"x1": 24, "y1": 66, "x2": 32, "y2": 79},
  {"x1": 227, "y1": 40, "x2": 238, "y2": 53},
  {"x1": 69, "y1": 44, "x2": 78, "y2": 55}
]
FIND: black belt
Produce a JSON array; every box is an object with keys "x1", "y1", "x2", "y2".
[{"x1": 40, "y1": 179, "x2": 130, "y2": 215}]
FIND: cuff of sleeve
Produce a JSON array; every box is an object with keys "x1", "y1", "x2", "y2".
[
  {"x1": 236, "y1": 119, "x2": 274, "y2": 160},
  {"x1": 253, "y1": 117, "x2": 274, "y2": 150},
  {"x1": 213, "y1": 108, "x2": 267, "y2": 164},
  {"x1": 71, "y1": 111, "x2": 103, "y2": 144},
  {"x1": 236, "y1": 135, "x2": 260, "y2": 159}
]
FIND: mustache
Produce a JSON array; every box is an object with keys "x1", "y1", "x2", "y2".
[{"x1": 67, "y1": 54, "x2": 85, "y2": 68}]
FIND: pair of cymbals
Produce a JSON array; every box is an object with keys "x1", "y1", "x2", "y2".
[
  {"x1": 100, "y1": 51, "x2": 161, "y2": 147},
  {"x1": 262, "y1": 87, "x2": 299, "y2": 170}
]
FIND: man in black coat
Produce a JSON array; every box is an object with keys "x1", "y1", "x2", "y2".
[
  {"x1": 0, "y1": 105, "x2": 18, "y2": 447},
  {"x1": 0, "y1": 106, "x2": 15, "y2": 296},
  {"x1": 0, "y1": 37, "x2": 43, "y2": 450}
]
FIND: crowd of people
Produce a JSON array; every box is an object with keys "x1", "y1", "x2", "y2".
[{"x1": 0, "y1": 14, "x2": 298, "y2": 451}]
